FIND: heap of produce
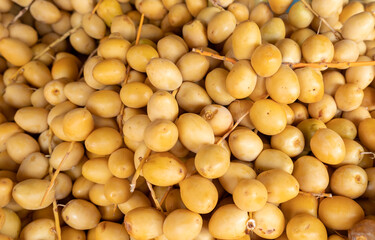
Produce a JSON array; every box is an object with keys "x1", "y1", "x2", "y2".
[{"x1": 0, "y1": 0, "x2": 374, "y2": 239}]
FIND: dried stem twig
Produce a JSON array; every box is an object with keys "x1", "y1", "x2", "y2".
[
  {"x1": 159, "y1": 186, "x2": 172, "y2": 206},
  {"x1": 192, "y1": 48, "x2": 237, "y2": 64},
  {"x1": 117, "y1": 13, "x2": 145, "y2": 131},
  {"x1": 91, "y1": 0, "x2": 103, "y2": 14},
  {"x1": 192, "y1": 48, "x2": 375, "y2": 69},
  {"x1": 216, "y1": 109, "x2": 250, "y2": 145},
  {"x1": 299, "y1": 191, "x2": 332, "y2": 198},
  {"x1": 77, "y1": 48, "x2": 98, "y2": 80},
  {"x1": 146, "y1": 181, "x2": 163, "y2": 212},
  {"x1": 300, "y1": 0, "x2": 342, "y2": 40},
  {"x1": 41, "y1": 141, "x2": 75, "y2": 206},
  {"x1": 9, "y1": 1, "x2": 33, "y2": 26},
  {"x1": 130, "y1": 148, "x2": 152, "y2": 192},
  {"x1": 10, "y1": 25, "x2": 80, "y2": 82},
  {"x1": 34, "y1": 25, "x2": 80, "y2": 60},
  {"x1": 49, "y1": 166, "x2": 61, "y2": 240},
  {"x1": 284, "y1": 61, "x2": 375, "y2": 69}
]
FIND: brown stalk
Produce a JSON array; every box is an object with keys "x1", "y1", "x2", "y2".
[
  {"x1": 299, "y1": 191, "x2": 332, "y2": 198},
  {"x1": 117, "y1": 13, "x2": 145, "y2": 130},
  {"x1": 41, "y1": 141, "x2": 75, "y2": 206},
  {"x1": 130, "y1": 148, "x2": 152, "y2": 193},
  {"x1": 10, "y1": 24, "x2": 80, "y2": 82},
  {"x1": 34, "y1": 25, "x2": 81, "y2": 60},
  {"x1": 48, "y1": 132, "x2": 61, "y2": 240},
  {"x1": 77, "y1": 47, "x2": 98, "y2": 81},
  {"x1": 193, "y1": 48, "x2": 375, "y2": 69},
  {"x1": 9, "y1": 1, "x2": 33, "y2": 26},
  {"x1": 286, "y1": 61, "x2": 375, "y2": 68},
  {"x1": 50, "y1": 168, "x2": 61, "y2": 240},
  {"x1": 146, "y1": 181, "x2": 164, "y2": 212},
  {"x1": 159, "y1": 186, "x2": 172, "y2": 206},
  {"x1": 216, "y1": 109, "x2": 250, "y2": 145},
  {"x1": 299, "y1": 0, "x2": 342, "y2": 40},
  {"x1": 192, "y1": 48, "x2": 237, "y2": 64},
  {"x1": 91, "y1": 0, "x2": 103, "y2": 15}
]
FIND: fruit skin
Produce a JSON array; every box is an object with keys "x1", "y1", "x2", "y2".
[
  {"x1": 269, "y1": 0, "x2": 293, "y2": 14},
  {"x1": 286, "y1": 214, "x2": 327, "y2": 240},
  {"x1": 358, "y1": 118, "x2": 375, "y2": 152},
  {"x1": 318, "y1": 196, "x2": 364, "y2": 230},
  {"x1": 349, "y1": 219, "x2": 375, "y2": 240},
  {"x1": 208, "y1": 204, "x2": 248, "y2": 240},
  {"x1": 310, "y1": 128, "x2": 346, "y2": 165}
]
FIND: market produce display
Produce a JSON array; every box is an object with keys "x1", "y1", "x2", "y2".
[{"x1": 0, "y1": 0, "x2": 374, "y2": 239}]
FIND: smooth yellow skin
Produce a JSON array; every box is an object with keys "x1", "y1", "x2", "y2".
[
  {"x1": 250, "y1": 99, "x2": 287, "y2": 135},
  {"x1": 358, "y1": 118, "x2": 375, "y2": 152},
  {"x1": 207, "y1": 11, "x2": 236, "y2": 44},
  {"x1": 23, "y1": 60, "x2": 52, "y2": 87},
  {"x1": 183, "y1": 20, "x2": 208, "y2": 48},
  {"x1": 288, "y1": 1, "x2": 314, "y2": 28},
  {"x1": 12, "y1": 179, "x2": 55, "y2": 210},
  {"x1": 266, "y1": 65, "x2": 300, "y2": 104},
  {"x1": 86, "y1": 90, "x2": 122, "y2": 118},
  {"x1": 302, "y1": 34, "x2": 334, "y2": 63},
  {"x1": 142, "y1": 152, "x2": 186, "y2": 187},
  {"x1": 195, "y1": 144, "x2": 230, "y2": 179},
  {"x1": 124, "y1": 207, "x2": 165, "y2": 240},
  {"x1": 255, "y1": 149, "x2": 294, "y2": 174},
  {"x1": 96, "y1": 0, "x2": 123, "y2": 26},
  {"x1": 296, "y1": 67, "x2": 325, "y2": 103},
  {"x1": 286, "y1": 214, "x2": 327, "y2": 240},
  {"x1": 257, "y1": 169, "x2": 299, "y2": 204},
  {"x1": 127, "y1": 44, "x2": 159, "y2": 73},
  {"x1": 14, "y1": 107, "x2": 48, "y2": 134},
  {"x1": 176, "y1": 113, "x2": 215, "y2": 153},
  {"x1": 0, "y1": 208, "x2": 21, "y2": 239},
  {"x1": 232, "y1": 21, "x2": 261, "y2": 60},
  {"x1": 251, "y1": 44, "x2": 282, "y2": 77},
  {"x1": 0, "y1": 178, "x2": 12, "y2": 207},
  {"x1": 62, "y1": 199, "x2": 101, "y2": 230},
  {"x1": 280, "y1": 194, "x2": 318, "y2": 221},
  {"x1": 268, "y1": 0, "x2": 293, "y2": 14},
  {"x1": 226, "y1": 60, "x2": 257, "y2": 99},
  {"x1": 261, "y1": 17, "x2": 286, "y2": 44},
  {"x1": 228, "y1": 128, "x2": 263, "y2": 161},
  {"x1": 120, "y1": 82, "x2": 153, "y2": 108},
  {"x1": 82, "y1": 158, "x2": 113, "y2": 185},
  {"x1": 208, "y1": 204, "x2": 248, "y2": 240},
  {"x1": 89, "y1": 183, "x2": 113, "y2": 207},
  {"x1": 319, "y1": 196, "x2": 364, "y2": 230},
  {"x1": 219, "y1": 162, "x2": 256, "y2": 194},
  {"x1": 49, "y1": 141, "x2": 84, "y2": 171},
  {"x1": 253, "y1": 203, "x2": 285, "y2": 239},
  {"x1": 342, "y1": 12, "x2": 375, "y2": 42},
  {"x1": 200, "y1": 104, "x2": 233, "y2": 136},
  {"x1": 205, "y1": 68, "x2": 235, "y2": 106},
  {"x1": 293, "y1": 156, "x2": 329, "y2": 193},
  {"x1": 93, "y1": 59, "x2": 126, "y2": 85},
  {"x1": 118, "y1": 191, "x2": 151, "y2": 215},
  {"x1": 108, "y1": 148, "x2": 135, "y2": 179},
  {"x1": 0, "y1": 38, "x2": 32, "y2": 66},
  {"x1": 180, "y1": 175, "x2": 218, "y2": 214},
  {"x1": 163, "y1": 209, "x2": 203, "y2": 240},
  {"x1": 6, "y1": 132, "x2": 40, "y2": 164},
  {"x1": 330, "y1": 165, "x2": 368, "y2": 199},
  {"x1": 271, "y1": 125, "x2": 305, "y2": 157},
  {"x1": 233, "y1": 179, "x2": 268, "y2": 212},
  {"x1": 96, "y1": 221, "x2": 129, "y2": 240}
]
